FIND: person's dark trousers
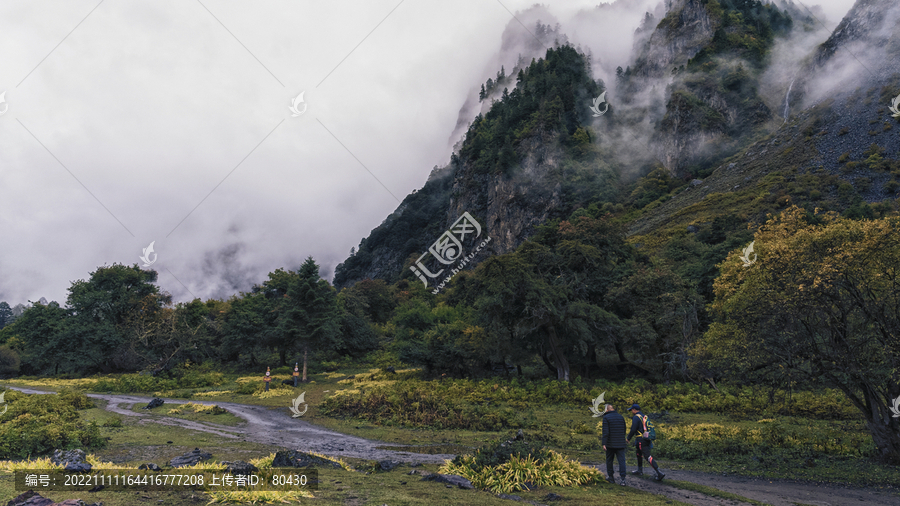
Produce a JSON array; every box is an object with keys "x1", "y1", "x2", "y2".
[
  {"x1": 605, "y1": 447, "x2": 626, "y2": 482},
  {"x1": 635, "y1": 440, "x2": 660, "y2": 473}
]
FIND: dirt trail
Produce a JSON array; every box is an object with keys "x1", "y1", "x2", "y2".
[
  {"x1": 586, "y1": 466, "x2": 899, "y2": 506},
  {"x1": 10, "y1": 387, "x2": 900, "y2": 506},
  {"x1": 7, "y1": 387, "x2": 454, "y2": 464}
]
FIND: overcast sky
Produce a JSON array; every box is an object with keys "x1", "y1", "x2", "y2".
[{"x1": 0, "y1": 0, "x2": 856, "y2": 306}]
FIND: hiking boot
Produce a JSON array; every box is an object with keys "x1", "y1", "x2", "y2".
[
  {"x1": 619, "y1": 479, "x2": 626, "y2": 486},
  {"x1": 655, "y1": 472, "x2": 666, "y2": 481},
  {"x1": 630, "y1": 470, "x2": 643, "y2": 476},
  {"x1": 607, "y1": 476, "x2": 616, "y2": 485}
]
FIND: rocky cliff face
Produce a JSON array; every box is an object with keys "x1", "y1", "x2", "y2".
[
  {"x1": 627, "y1": 0, "x2": 786, "y2": 177},
  {"x1": 447, "y1": 130, "x2": 564, "y2": 255},
  {"x1": 813, "y1": 0, "x2": 900, "y2": 67},
  {"x1": 333, "y1": 45, "x2": 599, "y2": 289},
  {"x1": 631, "y1": 0, "x2": 716, "y2": 80},
  {"x1": 793, "y1": 0, "x2": 900, "y2": 109}
]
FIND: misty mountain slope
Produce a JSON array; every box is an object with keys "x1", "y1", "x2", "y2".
[
  {"x1": 626, "y1": 0, "x2": 900, "y2": 239},
  {"x1": 620, "y1": 0, "x2": 797, "y2": 176},
  {"x1": 335, "y1": 0, "x2": 900, "y2": 291},
  {"x1": 334, "y1": 46, "x2": 618, "y2": 288}
]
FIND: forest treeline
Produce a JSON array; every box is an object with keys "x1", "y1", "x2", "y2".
[{"x1": 1, "y1": 207, "x2": 899, "y2": 461}]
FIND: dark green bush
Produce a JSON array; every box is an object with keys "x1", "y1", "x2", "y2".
[
  {"x1": 450, "y1": 436, "x2": 552, "y2": 472},
  {"x1": 90, "y1": 370, "x2": 225, "y2": 393}
]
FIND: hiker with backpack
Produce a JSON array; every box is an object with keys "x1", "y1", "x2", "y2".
[
  {"x1": 626, "y1": 403, "x2": 665, "y2": 481},
  {"x1": 601, "y1": 404, "x2": 628, "y2": 486}
]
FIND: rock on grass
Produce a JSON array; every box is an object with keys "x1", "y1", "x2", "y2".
[
  {"x1": 168, "y1": 448, "x2": 212, "y2": 467},
  {"x1": 272, "y1": 450, "x2": 343, "y2": 469}
]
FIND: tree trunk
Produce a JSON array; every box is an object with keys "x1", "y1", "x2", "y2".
[
  {"x1": 613, "y1": 339, "x2": 628, "y2": 373},
  {"x1": 868, "y1": 418, "x2": 900, "y2": 464},
  {"x1": 538, "y1": 344, "x2": 557, "y2": 377},
  {"x1": 279, "y1": 348, "x2": 286, "y2": 366},
  {"x1": 301, "y1": 345, "x2": 308, "y2": 383},
  {"x1": 836, "y1": 380, "x2": 900, "y2": 464},
  {"x1": 545, "y1": 326, "x2": 570, "y2": 382}
]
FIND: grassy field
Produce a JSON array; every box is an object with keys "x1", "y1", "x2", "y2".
[
  {"x1": 2, "y1": 365, "x2": 898, "y2": 504},
  {"x1": 0, "y1": 467, "x2": 697, "y2": 506},
  {"x1": 0, "y1": 394, "x2": 692, "y2": 506}
]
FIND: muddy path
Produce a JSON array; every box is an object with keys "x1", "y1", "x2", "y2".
[
  {"x1": 6, "y1": 387, "x2": 454, "y2": 464},
  {"x1": 9, "y1": 387, "x2": 900, "y2": 506},
  {"x1": 584, "y1": 466, "x2": 900, "y2": 506}
]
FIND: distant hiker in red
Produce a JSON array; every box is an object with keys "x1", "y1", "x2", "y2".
[
  {"x1": 626, "y1": 403, "x2": 665, "y2": 481},
  {"x1": 264, "y1": 367, "x2": 271, "y2": 392},
  {"x1": 293, "y1": 363, "x2": 300, "y2": 387}
]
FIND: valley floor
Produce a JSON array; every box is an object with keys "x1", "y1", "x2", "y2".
[{"x1": 4, "y1": 386, "x2": 899, "y2": 506}]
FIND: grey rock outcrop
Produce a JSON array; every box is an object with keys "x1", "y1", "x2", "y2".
[
  {"x1": 168, "y1": 448, "x2": 212, "y2": 468},
  {"x1": 50, "y1": 449, "x2": 91, "y2": 473},
  {"x1": 271, "y1": 450, "x2": 342, "y2": 469},
  {"x1": 421, "y1": 472, "x2": 474, "y2": 490},
  {"x1": 222, "y1": 460, "x2": 258, "y2": 475}
]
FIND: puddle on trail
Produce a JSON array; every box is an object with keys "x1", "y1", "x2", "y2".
[{"x1": 375, "y1": 445, "x2": 471, "y2": 455}]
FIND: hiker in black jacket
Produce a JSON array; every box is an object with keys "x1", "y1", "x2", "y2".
[
  {"x1": 626, "y1": 403, "x2": 665, "y2": 481},
  {"x1": 601, "y1": 404, "x2": 628, "y2": 486}
]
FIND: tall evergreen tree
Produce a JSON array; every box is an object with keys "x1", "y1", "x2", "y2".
[
  {"x1": 277, "y1": 257, "x2": 340, "y2": 381},
  {"x1": 0, "y1": 302, "x2": 12, "y2": 329}
]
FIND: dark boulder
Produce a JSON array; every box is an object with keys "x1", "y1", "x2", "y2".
[
  {"x1": 8, "y1": 493, "x2": 53, "y2": 506},
  {"x1": 281, "y1": 379, "x2": 294, "y2": 386},
  {"x1": 6, "y1": 491, "x2": 43, "y2": 506},
  {"x1": 222, "y1": 460, "x2": 258, "y2": 475},
  {"x1": 168, "y1": 448, "x2": 212, "y2": 468},
  {"x1": 143, "y1": 398, "x2": 164, "y2": 409},
  {"x1": 421, "y1": 473, "x2": 474, "y2": 489},
  {"x1": 377, "y1": 460, "x2": 400, "y2": 471},
  {"x1": 64, "y1": 462, "x2": 92, "y2": 473},
  {"x1": 271, "y1": 450, "x2": 342, "y2": 469},
  {"x1": 138, "y1": 463, "x2": 162, "y2": 472}
]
